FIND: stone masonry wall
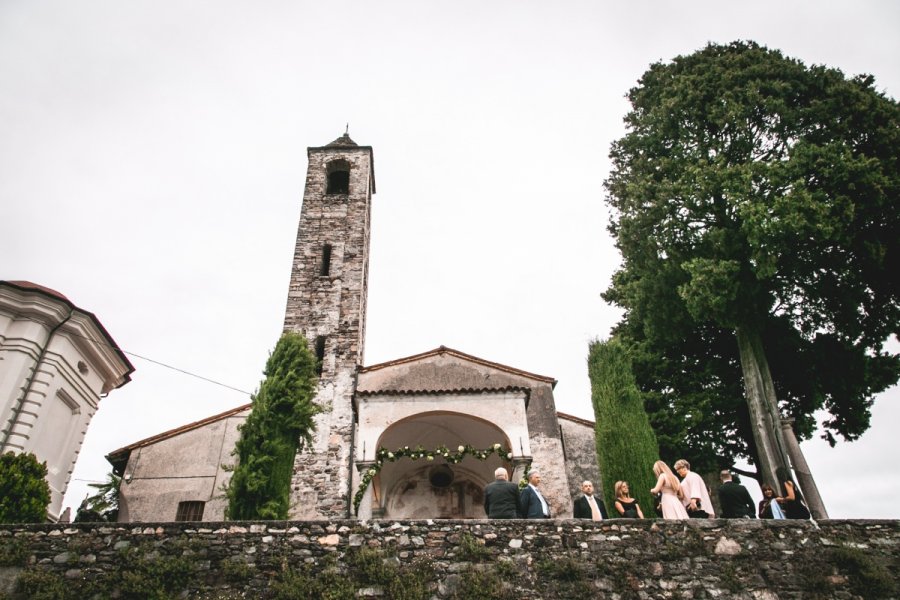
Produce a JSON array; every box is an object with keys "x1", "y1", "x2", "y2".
[
  {"x1": 1, "y1": 519, "x2": 897, "y2": 599},
  {"x1": 283, "y1": 143, "x2": 374, "y2": 519}
]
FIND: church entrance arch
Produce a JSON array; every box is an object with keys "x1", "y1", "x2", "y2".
[{"x1": 373, "y1": 412, "x2": 512, "y2": 519}]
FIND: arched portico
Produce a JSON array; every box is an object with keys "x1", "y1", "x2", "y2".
[{"x1": 359, "y1": 409, "x2": 523, "y2": 519}]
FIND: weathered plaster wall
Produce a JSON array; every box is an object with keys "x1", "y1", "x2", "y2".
[
  {"x1": 1, "y1": 520, "x2": 896, "y2": 599},
  {"x1": 117, "y1": 409, "x2": 247, "y2": 522},
  {"x1": 558, "y1": 413, "x2": 603, "y2": 499}
]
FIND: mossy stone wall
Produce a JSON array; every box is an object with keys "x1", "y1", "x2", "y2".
[{"x1": 0, "y1": 519, "x2": 897, "y2": 599}]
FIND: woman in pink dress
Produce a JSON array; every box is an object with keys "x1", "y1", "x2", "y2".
[{"x1": 650, "y1": 460, "x2": 689, "y2": 519}]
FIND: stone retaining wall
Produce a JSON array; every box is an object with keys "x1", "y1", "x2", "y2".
[{"x1": 1, "y1": 519, "x2": 897, "y2": 599}]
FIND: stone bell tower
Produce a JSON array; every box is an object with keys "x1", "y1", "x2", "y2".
[{"x1": 283, "y1": 132, "x2": 374, "y2": 518}]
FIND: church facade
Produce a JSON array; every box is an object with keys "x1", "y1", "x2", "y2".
[{"x1": 109, "y1": 135, "x2": 599, "y2": 522}]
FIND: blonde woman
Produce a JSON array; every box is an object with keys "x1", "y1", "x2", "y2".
[
  {"x1": 614, "y1": 481, "x2": 644, "y2": 518},
  {"x1": 650, "y1": 461, "x2": 689, "y2": 519}
]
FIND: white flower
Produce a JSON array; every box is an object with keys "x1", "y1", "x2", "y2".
[
  {"x1": 388, "y1": 452, "x2": 394, "y2": 459},
  {"x1": 426, "y1": 456, "x2": 434, "y2": 461},
  {"x1": 507, "y1": 453, "x2": 513, "y2": 459},
  {"x1": 368, "y1": 469, "x2": 377, "y2": 476},
  {"x1": 458, "y1": 445, "x2": 465, "y2": 453},
  {"x1": 493, "y1": 443, "x2": 501, "y2": 450}
]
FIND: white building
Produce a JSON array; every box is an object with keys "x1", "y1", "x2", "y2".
[{"x1": 0, "y1": 280, "x2": 133, "y2": 520}]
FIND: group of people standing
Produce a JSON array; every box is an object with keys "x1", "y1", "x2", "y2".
[
  {"x1": 483, "y1": 462, "x2": 811, "y2": 521},
  {"x1": 649, "y1": 459, "x2": 811, "y2": 520}
]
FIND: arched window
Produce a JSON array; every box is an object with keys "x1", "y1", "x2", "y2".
[{"x1": 326, "y1": 160, "x2": 351, "y2": 194}]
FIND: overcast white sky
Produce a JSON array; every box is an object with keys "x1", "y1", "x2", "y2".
[{"x1": 2, "y1": 1, "x2": 898, "y2": 519}]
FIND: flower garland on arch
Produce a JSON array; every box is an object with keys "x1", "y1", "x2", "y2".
[{"x1": 353, "y1": 443, "x2": 513, "y2": 515}]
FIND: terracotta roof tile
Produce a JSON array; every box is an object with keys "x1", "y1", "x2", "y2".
[
  {"x1": 556, "y1": 411, "x2": 595, "y2": 427},
  {"x1": 360, "y1": 345, "x2": 556, "y2": 385},
  {"x1": 106, "y1": 403, "x2": 251, "y2": 472}
]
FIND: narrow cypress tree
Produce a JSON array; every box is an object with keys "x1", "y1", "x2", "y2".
[
  {"x1": 226, "y1": 332, "x2": 321, "y2": 520},
  {"x1": 588, "y1": 337, "x2": 660, "y2": 517}
]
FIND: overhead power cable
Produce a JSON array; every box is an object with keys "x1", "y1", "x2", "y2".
[{"x1": 31, "y1": 318, "x2": 253, "y2": 396}]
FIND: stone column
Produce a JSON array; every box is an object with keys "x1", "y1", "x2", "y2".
[
  {"x1": 511, "y1": 456, "x2": 532, "y2": 485},
  {"x1": 780, "y1": 419, "x2": 828, "y2": 519},
  {"x1": 354, "y1": 461, "x2": 376, "y2": 520}
]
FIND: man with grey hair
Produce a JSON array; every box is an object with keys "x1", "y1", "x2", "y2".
[
  {"x1": 674, "y1": 459, "x2": 715, "y2": 518},
  {"x1": 519, "y1": 468, "x2": 551, "y2": 518},
  {"x1": 483, "y1": 467, "x2": 521, "y2": 518}
]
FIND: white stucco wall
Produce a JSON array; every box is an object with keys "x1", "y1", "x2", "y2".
[
  {"x1": 0, "y1": 282, "x2": 132, "y2": 519},
  {"x1": 355, "y1": 391, "x2": 530, "y2": 462}
]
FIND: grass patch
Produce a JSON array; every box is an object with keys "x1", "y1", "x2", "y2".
[
  {"x1": 0, "y1": 540, "x2": 27, "y2": 567},
  {"x1": 451, "y1": 565, "x2": 514, "y2": 600},
  {"x1": 12, "y1": 568, "x2": 70, "y2": 600},
  {"x1": 831, "y1": 546, "x2": 896, "y2": 599},
  {"x1": 456, "y1": 532, "x2": 490, "y2": 562}
]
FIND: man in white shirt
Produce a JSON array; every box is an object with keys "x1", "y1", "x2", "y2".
[{"x1": 675, "y1": 459, "x2": 715, "y2": 518}]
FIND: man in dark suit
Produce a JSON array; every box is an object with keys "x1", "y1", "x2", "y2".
[
  {"x1": 483, "y1": 467, "x2": 521, "y2": 518},
  {"x1": 519, "y1": 469, "x2": 551, "y2": 518},
  {"x1": 717, "y1": 470, "x2": 756, "y2": 518},
  {"x1": 573, "y1": 480, "x2": 609, "y2": 520}
]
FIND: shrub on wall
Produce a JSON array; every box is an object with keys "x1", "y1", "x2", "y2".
[
  {"x1": 0, "y1": 452, "x2": 51, "y2": 523},
  {"x1": 226, "y1": 332, "x2": 321, "y2": 520},
  {"x1": 74, "y1": 471, "x2": 121, "y2": 523},
  {"x1": 588, "y1": 337, "x2": 660, "y2": 516}
]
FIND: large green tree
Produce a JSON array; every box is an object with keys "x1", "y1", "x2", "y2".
[
  {"x1": 604, "y1": 41, "x2": 900, "y2": 486},
  {"x1": 226, "y1": 332, "x2": 321, "y2": 520},
  {"x1": 0, "y1": 452, "x2": 51, "y2": 523},
  {"x1": 588, "y1": 337, "x2": 660, "y2": 517}
]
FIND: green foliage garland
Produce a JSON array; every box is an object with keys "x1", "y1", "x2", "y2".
[
  {"x1": 353, "y1": 443, "x2": 513, "y2": 515},
  {"x1": 588, "y1": 338, "x2": 660, "y2": 517},
  {"x1": 0, "y1": 452, "x2": 51, "y2": 523},
  {"x1": 226, "y1": 332, "x2": 321, "y2": 520}
]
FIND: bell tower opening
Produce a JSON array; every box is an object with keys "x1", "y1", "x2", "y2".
[{"x1": 326, "y1": 160, "x2": 351, "y2": 194}]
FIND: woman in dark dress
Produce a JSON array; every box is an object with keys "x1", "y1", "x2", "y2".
[
  {"x1": 758, "y1": 483, "x2": 781, "y2": 519},
  {"x1": 614, "y1": 480, "x2": 644, "y2": 518},
  {"x1": 775, "y1": 467, "x2": 811, "y2": 520}
]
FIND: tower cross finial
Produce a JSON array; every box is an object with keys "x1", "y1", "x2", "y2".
[{"x1": 345, "y1": 123, "x2": 349, "y2": 135}]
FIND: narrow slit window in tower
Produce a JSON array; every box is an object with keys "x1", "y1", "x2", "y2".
[
  {"x1": 314, "y1": 336, "x2": 326, "y2": 375},
  {"x1": 319, "y1": 244, "x2": 332, "y2": 276}
]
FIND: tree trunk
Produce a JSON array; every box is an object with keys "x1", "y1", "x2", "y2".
[
  {"x1": 734, "y1": 326, "x2": 791, "y2": 489},
  {"x1": 781, "y1": 418, "x2": 829, "y2": 519}
]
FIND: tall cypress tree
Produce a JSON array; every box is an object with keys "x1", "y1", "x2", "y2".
[
  {"x1": 588, "y1": 337, "x2": 660, "y2": 517},
  {"x1": 226, "y1": 332, "x2": 321, "y2": 520}
]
